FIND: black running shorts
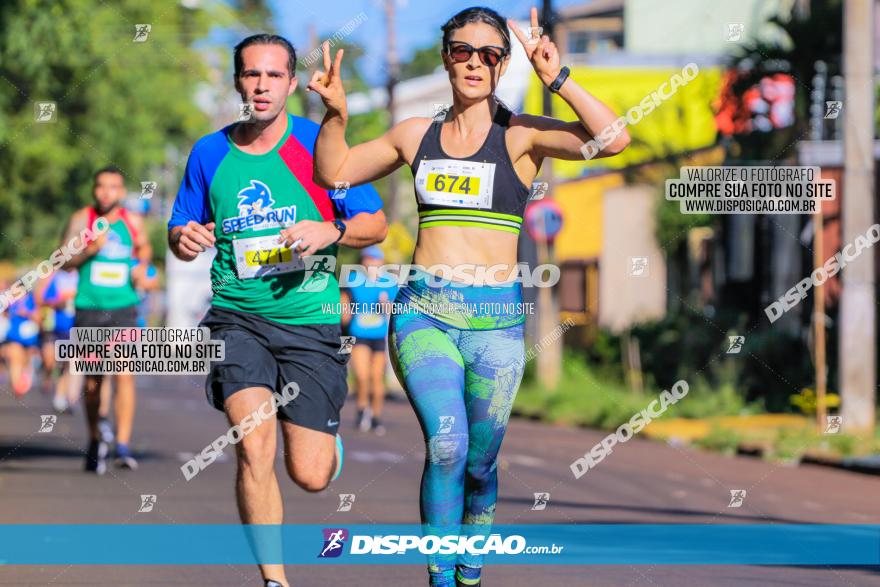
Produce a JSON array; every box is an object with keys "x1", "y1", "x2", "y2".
[
  {"x1": 354, "y1": 337, "x2": 386, "y2": 353},
  {"x1": 74, "y1": 306, "x2": 138, "y2": 328},
  {"x1": 200, "y1": 307, "x2": 350, "y2": 435}
]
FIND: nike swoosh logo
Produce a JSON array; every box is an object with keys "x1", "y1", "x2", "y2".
[{"x1": 327, "y1": 420, "x2": 339, "y2": 427}]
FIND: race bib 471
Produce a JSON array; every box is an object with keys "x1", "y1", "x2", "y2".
[{"x1": 233, "y1": 235, "x2": 305, "y2": 279}]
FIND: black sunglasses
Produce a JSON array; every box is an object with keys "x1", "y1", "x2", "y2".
[{"x1": 445, "y1": 41, "x2": 507, "y2": 67}]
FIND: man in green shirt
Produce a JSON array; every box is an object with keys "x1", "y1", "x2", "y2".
[
  {"x1": 168, "y1": 34, "x2": 386, "y2": 587},
  {"x1": 61, "y1": 165, "x2": 152, "y2": 474}
]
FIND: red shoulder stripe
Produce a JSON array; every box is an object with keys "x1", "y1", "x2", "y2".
[
  {"x1": 278, "y1": 135, "x2": 335, "y2": 222},
  {"x1": 117, "y1": 208, "x2": 139, "y2": 256},
  {"x1": 83, "y1": 207, "x2": 99, "y2": 246}
]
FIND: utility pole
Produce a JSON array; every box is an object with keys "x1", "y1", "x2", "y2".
[
  {"x1": 535, "y1": 0, "x2": 561, "y2": 390},
  {"x1": 385, "y1": 0, "x2": 400, "y2": 221},
  {"x1": 813, "y1": 205, "x2": 827, "y2": 431},
  {"x1": 839, "y1": 0, "x2": 875, "y2": 434},
  {"x1": 304, "y1": 22, "x2": 318, "y2": 121}
]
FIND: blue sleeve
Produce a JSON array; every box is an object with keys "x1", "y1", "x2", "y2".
[
  {"x1": 334, "y1": 182, "x2": 383, "y2": 219},
  {"x1": 16, "y1": 293, "x2": 36, "y2": 316},
  {"x1": 43, "y1": 278, "x2": 59, "y2": 305},
  {"x1": 168, "y1": 132, "x2": 227, "y2": 229}
]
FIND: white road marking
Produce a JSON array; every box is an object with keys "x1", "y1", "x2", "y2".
[
  {"x1": 177, "y1": 451, "x2": 229, "y2": 463},
  {"x1": 349, "y1": 450, "x2": 404, "y2": 463},
  {"x1": 506, "y1": 454, "x2": 546, "y2": 468}
]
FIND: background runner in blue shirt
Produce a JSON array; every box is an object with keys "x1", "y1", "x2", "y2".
[{"x1": 341, "y1": 246, "x2": 397, "y2": 434}]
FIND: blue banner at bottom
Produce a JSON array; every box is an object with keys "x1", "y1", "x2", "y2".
[{"x1": 0, "y1": 524, "x2": 877, "y2": 565}]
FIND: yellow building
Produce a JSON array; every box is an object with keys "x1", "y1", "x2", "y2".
[{"x1": 522, "y1": 65, "x2": 724, "y2": 329}]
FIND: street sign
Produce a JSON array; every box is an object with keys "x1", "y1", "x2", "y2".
[{"x1": 525, "y1": 199, "x2": 564, "y2": 243}]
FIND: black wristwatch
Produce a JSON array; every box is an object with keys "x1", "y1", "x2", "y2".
[
  {"x1": 331, "y1": 219, "x2": 347, "y2": 243},
  {"x1": 548, "y1": 66, "x2": 570, "y2": 93}
]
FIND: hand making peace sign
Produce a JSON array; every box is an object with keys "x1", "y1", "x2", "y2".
[
  {"x1": 508, "y1": 7, "x2": 562, "y2": 88},
  {"x1": 306, "y1": 41, "x2": 347, "y2": 117}
]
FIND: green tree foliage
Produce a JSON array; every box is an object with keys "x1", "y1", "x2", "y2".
[
  {"x1": 294, "y1": 36, "x2": 391, "y2": 209},
  {"x1": 400, "y1": 41, "x2": 442, "y2": 81},
  {"x1": 294, "y1": 37, "x2": 389, "y2": 144},
  {"x1": 0, "y1": 0, "x2": 267, "y2": 262},
  {"x1": 725, "y1": 0, "x2": 842, "y2": 159}
]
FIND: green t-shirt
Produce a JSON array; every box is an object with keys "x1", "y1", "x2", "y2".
[
  {"x1": 168, "y1": 114, "x2": 383, "y2": 325},
  {"x1": 75, "y1": 209, "x2": 139, "y2": 311}
]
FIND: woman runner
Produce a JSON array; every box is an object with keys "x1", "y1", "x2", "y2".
[{"x1": 310, "y1": 6, "x2": 629, "y2": 585}]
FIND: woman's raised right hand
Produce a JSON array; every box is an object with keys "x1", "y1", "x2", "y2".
[{"x1": 307, "y1": 41, "x2": 347, "y2": 118}]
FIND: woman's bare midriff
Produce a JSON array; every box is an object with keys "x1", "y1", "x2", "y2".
[{"x1": 411, "y1": 225, "x2": 520, "y2": 286}]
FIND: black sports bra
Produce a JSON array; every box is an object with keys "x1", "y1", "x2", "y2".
[{"x1": 410, "y1": 105, "x2": 531, "y2": 234}]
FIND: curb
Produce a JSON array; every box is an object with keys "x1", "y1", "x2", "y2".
[{"x1": 799, "y1": 453, "x2": 880, "y2": 476}]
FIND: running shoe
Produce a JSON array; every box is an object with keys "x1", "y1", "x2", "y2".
[
  {"x1": 358, "y1": 407, "x2": 372, "y2": 432},
  {"x1": 115, "y1": 443, "x2": 138, "y2": 470},
  {"x1": 84, "y1": 438, "x2": 108, "y2": 475},
  {"x1": 371, "y1": 416, "x2": 386, "y2": 437},
  {"x1": 97, "y1": 417, "x2": 114, "y2": 444},
  {"x1": 52, "y1": 395, "x2": 69, "y2": 414},
  {"x1": 456, "y1": 566, "x2": 481, "y2": 586},
  {"x1": 265, "y1": 580, "x2": 284, "y2": 587},
  {"x1": 12, "y1": 369, "x2": 32, "y2": 396},
  {"x1": 332, "y1": 434, "x2": 343, "y2": 482}
]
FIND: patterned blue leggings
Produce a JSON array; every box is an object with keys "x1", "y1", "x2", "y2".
[{"x1": 390, "y1": 309, "x2": 525, "y2": 587}]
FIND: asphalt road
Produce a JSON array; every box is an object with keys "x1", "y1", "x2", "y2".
[{"x1": 1, "y1": 374, "x2": 879, "y2": 586}]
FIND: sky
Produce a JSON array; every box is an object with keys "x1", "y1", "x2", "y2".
[{"x1": 272, "y1": 0, "x2": 586, "y2": 84}]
